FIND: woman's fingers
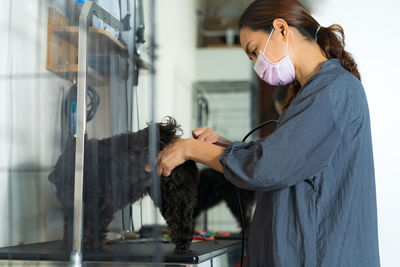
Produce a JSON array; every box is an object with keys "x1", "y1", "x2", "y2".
[
  {"x1": 158, "y1": 157, "x2": 172, "y2": 177},
  {"x1": 204, "y1": 133, "x2": 219, "y2": 143},
  {"x1": 192, "y1": 127, "x2": 220, "y2": 143},
  {"x1": 144, "y1": 164, "x2": 151, "y2": 172},
  {"x1": 192, "y1": 126, "x2": 208, "y2": 139},
  {"x1": 144, "y1": 139, "x2": 187, "y2": 177},
  {"x1": 157, "y1": 152, "x2": 177, "y2": 177},
  {"x1": 144, "y1": 157, "x2": 171, "y2": 176}
]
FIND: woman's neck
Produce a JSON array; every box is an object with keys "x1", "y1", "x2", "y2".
[{"x1": 293, "y1": 41, "x2": 328, "y2": 87}]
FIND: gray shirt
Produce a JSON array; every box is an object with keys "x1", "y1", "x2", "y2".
[{"x1": 220, "y1": 59, "x2": 380, "y2": 267}]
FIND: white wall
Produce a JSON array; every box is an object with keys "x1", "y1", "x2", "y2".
[
  {"x1": 155, "y1": 0, "x2": 197, "y2": 135},
  {"x1": 196, "y1": 47, "x2": 252, "y2": 81},
  {"x1": 0, "y1": 0, "x2": 68, "y2": 246},
  {"x1": 134, "y1": 0, "x2": 198, "y2": 136},
  {"x1": 313, "y1": 1, "x2": 400, "y2": 266},
  {"x1": 130, "y1": 0, "x2": 198, "y2": 228}
]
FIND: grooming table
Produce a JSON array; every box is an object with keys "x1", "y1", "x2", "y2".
[{"x1": 0, "y1": 239, "x2": 242, "y2": 266}]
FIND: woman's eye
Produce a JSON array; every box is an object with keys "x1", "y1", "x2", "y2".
[{"x1": 249, "y1": 49, "x2": 257, "y2": 61}]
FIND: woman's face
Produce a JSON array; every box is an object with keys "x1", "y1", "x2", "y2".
[{"x1": 239, "y1": 26, "x2": 289, "y2": 65}]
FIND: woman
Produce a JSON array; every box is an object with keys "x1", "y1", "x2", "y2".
[{"x1": 149, "y1": 0, "x2": 380, "y2": 266}]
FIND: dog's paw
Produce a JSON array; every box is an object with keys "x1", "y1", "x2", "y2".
[
  {"x1": 173, "y1": 242, "x2": 191, "y2": 254},
  {"x1": 60, "y1": 240, "x2": 71, "y2": 251},
  {"x1": 174, "y1": 247, "x2": 191, "y2": 254},
  {"x1": 83, "y1": 240, "x2": 104, "y2": 250}
]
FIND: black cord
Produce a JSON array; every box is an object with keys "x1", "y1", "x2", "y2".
[
  {"x1": 130, "y1": 205, "x2": 134, "y2": 231},
  {"x1": 235, "y1": 187, "x2": 246, "y2": 267},
  {"x1": 242, "y1": 120, "x2": 279, "y2": 143},
  {"x1": 236, "y1": 119, "x2": 280, "y2": 267},
  {"x1": 64, "y1": 84, "x2": 100, "y2": 139},
  {"x1": 122, "y1": 208, "x2": 126, "y2": 230}
]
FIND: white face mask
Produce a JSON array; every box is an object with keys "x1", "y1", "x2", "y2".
[{"x1": 253, "y1": 28, "x2": 296, "y2": 86}]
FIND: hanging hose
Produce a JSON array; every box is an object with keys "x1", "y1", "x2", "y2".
[{"x1": 236, "y1": 119, "x2": 280, "y2": 267}]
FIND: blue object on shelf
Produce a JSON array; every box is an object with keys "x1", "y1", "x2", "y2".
[
  {"x1": 70, "y1": 102, "x2": 77, "y2": 137},
  {"x1": 73, "y1": 0, "x2": 86, "y2": 26}
]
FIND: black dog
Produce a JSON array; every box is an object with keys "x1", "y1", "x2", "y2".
[
  {"x1": 48, "y1": 117, "x2": 199, "y2": 252},
  {"x1": 195, "y1": 168, "x2": 255, "y2": 232}
]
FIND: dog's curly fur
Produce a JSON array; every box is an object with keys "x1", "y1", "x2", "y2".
[{"x1": 48, "y1": 117, "x2": 199, "y2": 252}]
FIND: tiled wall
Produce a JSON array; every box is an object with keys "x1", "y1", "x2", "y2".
[{"x1": 193, "y1": 81, "x2": 253, "y2": 232}]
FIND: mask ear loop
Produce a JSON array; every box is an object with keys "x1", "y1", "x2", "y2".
[
  {"x1": 262, "y1": 27, "x2": 275, "y2": 54},
  {"x1": 315, "y1": 25, "x2": 321, "y2": 42},
  {"x1": 285, "y1": 34, "x2": 289, "y2": 56}
]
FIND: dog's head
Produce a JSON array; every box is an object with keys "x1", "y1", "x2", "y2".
[
  {"x1": 48, "y1": 140, "x2": 76, "y2": 206},
  {"x1": 129, "y1": 116, "x2": 182, "y2": 151},
  {"x1": 157, "y1": 116, "x2": 182, "y2": 150}
]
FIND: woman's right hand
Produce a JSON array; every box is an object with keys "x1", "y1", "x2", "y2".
[{"x1": 192, "y1": 126, "x2": 229, "y2": 144}]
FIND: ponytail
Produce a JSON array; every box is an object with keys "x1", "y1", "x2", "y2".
[{"x1": 316, "y1": 24, "x2": 361, "y2": 81}]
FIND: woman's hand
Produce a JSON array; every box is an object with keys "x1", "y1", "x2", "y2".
[
  {"x1": 145, "y1": 138, "x2": 191, "y2": 177},
  {"x1": 192, "y1": 126, "x2": 220, "y2": 143},
  {"x1": 192, "y1": 126, "x2": 231, "y2": 144}
]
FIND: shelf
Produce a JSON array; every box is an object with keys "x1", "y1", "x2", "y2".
[
  {"x1": 202, "y1": 44, "x2": 241, "y2": 48},
  {"x1": 46, "y1": 64, "x2": 106, "y2": 86},
  {"x1": 46, "y1": 7, "x2": 128, "y2": 83},
  {"x1": 52, "y1": 25, "x2": 127, "y2": 52}
]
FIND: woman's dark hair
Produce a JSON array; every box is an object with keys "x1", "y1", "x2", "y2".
[
  {"x1": 274, "y1": 83, "x2": 296, "y2": 112},
  {"x1": 274, "y1": 84, "x2": 290, "y2": 105},
  {"x1": 239, "y1": 0, "x2": 361, "y2": 82}
]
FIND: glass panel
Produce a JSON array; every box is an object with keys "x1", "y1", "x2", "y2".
[{"x1": 0, "y1": 1, "x2": 243, "y2": 266}]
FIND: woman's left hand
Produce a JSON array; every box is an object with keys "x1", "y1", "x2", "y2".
[{"x1": 145, "y1": 138, "x2": 191, "y2": 177}]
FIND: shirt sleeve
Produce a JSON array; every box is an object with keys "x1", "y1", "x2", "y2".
[{"x1": 219, "y1": 85, "x2": 348, "y2": 191}]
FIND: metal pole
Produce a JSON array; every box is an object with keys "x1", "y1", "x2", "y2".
[
  {"x1": 148, "y1": 0, "x2": 163, "y2": 264},
  {"x1": 69, "y1": 2, "x2": 127, "y2": 266},
  {"x1": 70, "y1": 2, "x2": 94, "y2": 267},
  {"x1": 149, "y1": 0, "x2": 158, "y2": 209}
]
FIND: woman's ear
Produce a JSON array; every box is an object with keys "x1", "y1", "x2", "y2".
[{"x1": 272, "y1": 18, "x2": 289, "y2": 40}]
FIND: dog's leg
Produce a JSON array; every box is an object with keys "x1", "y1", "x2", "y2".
[
  {"x1": 162, "y1": 194, "x2": 194, "y2": 252},
  {"x1": 82, "y1": 194, "x2": 116, "y2": 250},
  {"x1": 159, "y1": 179, "x2": 196, "y2": 253},
  {"x1": 61, "y1": 206, "x2": 74, "y2": 251}
]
